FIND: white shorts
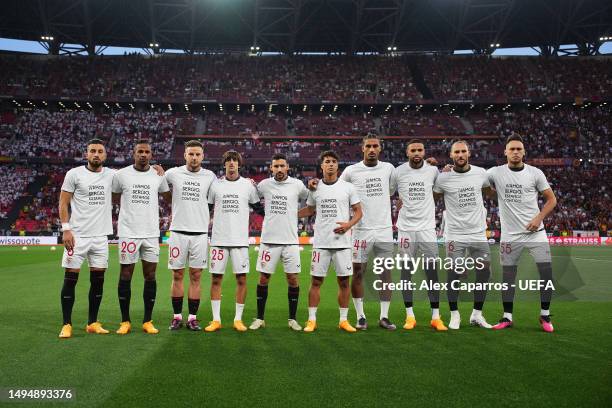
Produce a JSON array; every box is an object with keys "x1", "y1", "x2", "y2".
[
  {"x1": 500, "y1": 230, "x2": 551, "y2": 266},
  {"x1": 444, "y1": 232, "x2": 491, "y2": 270},
  {"x1": 352, "y1": 228, "x2": 394, "y2": 264},
  {"x1": 209, "y1": 247, "x2": 250, "y2": 275},
  {"x1": 397, "y1": 229, "x2": 439, "y2": 258},
  {"x1": 310, "y1": 248, "x2": 353, "y2": 277},
  {"x1": 256, "y1": 243, "x2": 301, "y2": 274},
  {"x1": 167, "y1": 232, "x2": 209, "y2": 270},
  {"x1": 118, "y1": 237, "x2": 160, "y2": 264},
  {"x1": 62, "y1": 235, "x2": 109, "y2": 269}
]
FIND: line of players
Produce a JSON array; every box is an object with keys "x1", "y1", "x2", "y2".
[{"x1": 57, "y1": 133, "x2": 557, "y2": 337}]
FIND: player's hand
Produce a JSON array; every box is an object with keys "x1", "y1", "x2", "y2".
[
  {"x1": 308, "y1": 178, "x2": 319, "y2": 191},
  {"x1": 441, "y1": 164, "x2": 452, "y2": 173},
  {"x1": 334, "y1": 222, "x2": 351, "y2": 234},
  {"x1": 425, "y1": 157, "x2": 438, "y2": 166},
  {"x1": 152, "y1": 164, "x2": 165, "y2": 176},
  {"x1": 63, "y1": 230, "x2": 75, "y2": 251},
  {"x1": 248, "y1": 178, "x2": 257, "y2": 187},
  {"x1": 526, "y1": 216, "x2": 543, "y2": 232}
]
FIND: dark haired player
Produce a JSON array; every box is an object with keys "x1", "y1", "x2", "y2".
[
  {"x1": 250, "y1": 153, "x2": 309, "y2": 331},
  {"x1": 58, "y1": 138, "x2": 114, "y2": 338},
  {"x1": 299, "y1": 151, "x2": 362, "y2": 333},
  {"x1": 112, "y1": 140, "x2": 171, "y2": 335},
  {"x1": 488, "y1": 134, "x2": 557, "y2": 332},
  {"x1": 205, "y1": 150, "x2": 262, "y2": 333}
]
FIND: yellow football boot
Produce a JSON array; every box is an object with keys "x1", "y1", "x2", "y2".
[
  {"x1": 338, "y1": 320, "x2": 357, "y2": 333},
  {"x1": 142, "y1": 321, "x2": 159, "y2": 334},
  {"x1": 204, "y1": 320, "x2": 222, "y2": 332},
  {"x1": 86, "y1": 322, "x2": 109, "y2": 334},
  {"x1": 430, "y1": 318, "x2": 448, "y2": 331},
  {"x1": 303, "y1": 320, "x2": 317, "y2": 332},
  {"x1": 59, "y1": 324, "x2": 72, "y2": 339},
  {"x1": 403, "y1": 316, "x2": 417, "y2": 330},
  {"x1": 233, "y1": 320, "x2": 248, "y2": 332},
  {"x1": 116, "y1": 321, "x2": 132, "y2": 335}
]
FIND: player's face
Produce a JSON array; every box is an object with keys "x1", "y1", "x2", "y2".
[
  {"x1": 321, "y1": 156, "x2": 338, "y2": 177},
  {"x1": 450, "y1": 142, "x2": 470, "y2": 167},
  {"x1": 406, "y1": 143, "x2": 425, "y2": 164},
  {"x1": 271, "y1": 159, "x2": 289, "y2": 181},
  {"x1": 224, "y1": 157, "x2": 239, "y2": 175},
  {"x1": 362, "y1": 138, "x2": 381, "y2": 162},
  {"x1": 505, "y1": 141, "x2": 525, "y2": 164},
  {"x1": 134, "y1": 144, "x2": 152, "y2": 166},
  {"x1": 86, "y1": 144, "x2": 106, "y2": 168},
  {"x1": 184, "y1": 146, "x2": 204, "y2": 170}
]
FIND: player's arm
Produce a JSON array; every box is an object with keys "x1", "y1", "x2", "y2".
[
  {"x1": 307, "y1": 178, "x2": 319, "y2": 191},
  {"x1": 250, "y1": 202, "x2": 265, "y2": 216},
  {"x1": 152, "y1": 164, "x2": 165, "y2": 176},
  {"x1": 298, "y1": 205, "x2": 315, "y2": 218},
  {"x1": 526, "y1": 188, "x2": 557, "y2": 232},
  {"x1": 483, "y1": 186, "x2": 497, "y2": 201},
  {"x1": 59, "y1": 191, "x2": 75, "y2": 251},
  {"x1": 160, "y1": 191, "x2": 172, "y2": 203},
  {"x1": 334, "y1": 202, "x2": 362, "y2": 234},
  {"x1": 112, "y1": 192, "x2": 121, "y2": 204}
]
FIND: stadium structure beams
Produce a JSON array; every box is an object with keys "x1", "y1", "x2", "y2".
[{"x1": 3, "y1": 0, "x2": 612, "y2": 55}]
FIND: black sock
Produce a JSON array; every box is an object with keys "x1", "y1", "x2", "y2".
[
  {"x1": 401, "y1": 266, "x2": 413, "y2": 309},
  {"x1": 256, "y1": 284, "x2": 268, "y2": 320},
  {"x1": 288, "y1": 286, "x2": 299, "y2": 320},
  {"x1": 88, "y1": 271, "x2": 105, "y2": 324},
  {"x1": 118, "y1": 278, "x2": 131, "y2": 322},
  {"x1": 424, "y1": 265, "x2": 440, "y2": 310},
  {"x1": 537, "y1": 262, "x2": 553, "y2": 312},
  {"x1": 449, "y1": 301, "x2": 458, "y2": 311},
  {"x1": 502, "y1": 265, "x2": 518, "y2": 315},
  {"x1": 172, "y1": 296, "x2": 183, "y2": 315},
  {"x1": 143, "y1": 279, "x2": 156, "y2": 323},
  {"x1": 473, "y1": 265, "x2": 491, "y2": 311},
  {"x1": 61, "y1": 271, "x2": 79, "y2": 325},
  {"x1": 447, "y1": 270, "x2": 460, "y2": 311},
  {"x1": 188, "y1": 298, "x2": 200, "y2": 316}
]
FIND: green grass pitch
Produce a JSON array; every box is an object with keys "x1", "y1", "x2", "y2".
[{"x1": 0, "y1": 245, "x2": 610, "y2": 407}]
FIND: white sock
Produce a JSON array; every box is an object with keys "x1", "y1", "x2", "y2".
[
  {"x1": 380, "y1": 301, "x2": 390, "y2": 320},
  {"x1": 353, "y1": 298, "x2": 365, "y2": 319},
  {"x1": 540, "y1": 309, "x2": 550, "y2": 316},
  {"x1": 431, "y1": 308, "x2": 440, "y2": 320},
  {"x1": 173, "y1": 313, "x2": 182, "y2": 320},
  {"x1": 450, "y1": 310, "x2": 460, "y2": 319},
  {"x1": 188, "y1": 314, "x2": 197, "y2": 322},
  {"x1": 339, "y1": 307, "x2": 348, "y2": 323},
  {"x1": 308, "y1": 307, "x2": 317, "y2": 321},
  {"x1": 406, "y1": 307, "x2": 415, "y2": 317},
  {"x1": 211, "y1": 299, "x2": 221, "y2": 322},
  {"x1": 471, "y1": 309, "x2": 482, "y2": 318},
  {"x1": 503, "y1": 312, "x2": 513, "y2": 321},
  {"x1": 235, "y1": 303, "x2": 245, "y2": 321}
]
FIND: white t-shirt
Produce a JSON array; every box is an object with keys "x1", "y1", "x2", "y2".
[
  {"x1": 340, "y1": 160, "x2": 395, "y2": 231},
  {"x1": 165, "y1": 165, "x2": 216, "y2": 233},
  {"x1": 208, "y1": 177, "x2": 260, "y2": 247},
  {"x1": 433, "y1": 165, "x2": 490, "y2": 235},
  {"x1": 258, "y1": 176, "x2": 309, "y2": 245},
  {"x1": 61, "y1": 166, "x2": 115, "y2": 237},
  {"x1": 391, "y1": 162, "x2": 438, "y2": 232},
  {"x1": 307, "y1": 179, "x2": 360, "y2": 249},
  {"x1": 487, "y1": 164, "x2": 551, "y2": 236},
  {"x1": 112, "y1": 166, "x2": 170, "y2": 238}
]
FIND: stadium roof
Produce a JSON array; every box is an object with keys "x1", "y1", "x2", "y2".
[{"x1": 2, "y1": 0, "x2": 612, "y2": 55}]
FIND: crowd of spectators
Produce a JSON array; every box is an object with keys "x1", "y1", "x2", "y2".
[
  {"x1": 0, "y1": 166, "x2": 35, "y2": 220},
  {"x1": 5, "y1": 54, "x2": 610, "y2": 103},
  {"x1": 419, "y1": 55, "x2": 612, "y2": 100}
]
